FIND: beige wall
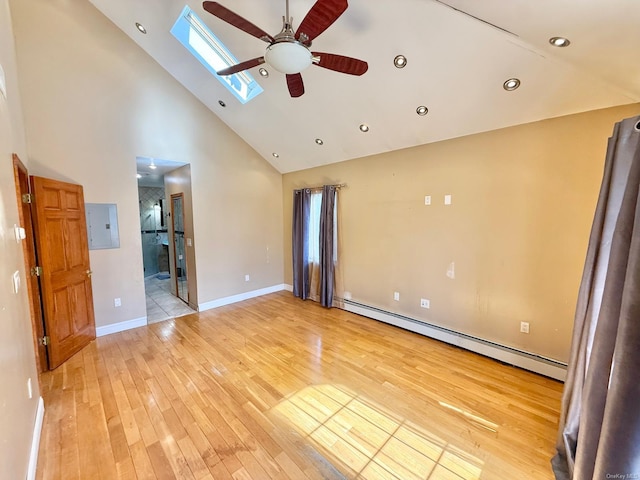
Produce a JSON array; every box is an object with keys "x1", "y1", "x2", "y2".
[
  {"x1": 0, "y1": 0, "x2": 41, "y2": 477},
  {"x1": 11, "y1": 0, "x2": 284, "y2": 327},
  {"x1": 283, "y1": 104, "x2": 640, "y2": 363},
  {"x1": 165, "y1": 165, "x2": 198, "y2": 309}
]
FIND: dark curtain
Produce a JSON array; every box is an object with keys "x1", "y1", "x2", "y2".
[
  {"x1": 553, "y1": 115, "x2": 640, "y2": 479},
  {"x1": 292, "y1": 189, "x2": 311, "y2": 299},
  {"x1": 319, "y1": 185, "x2": 337, "y2": 307}
]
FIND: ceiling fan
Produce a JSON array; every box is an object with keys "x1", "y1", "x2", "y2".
[{"x1": 202, "y1": 0, "x2": 368, "y2": 98}]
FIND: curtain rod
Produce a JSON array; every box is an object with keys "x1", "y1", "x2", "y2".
[{"x1": 295, "y1": 183, "x2": 347, "y2": 192}]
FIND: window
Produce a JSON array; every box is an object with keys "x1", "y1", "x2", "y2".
[
  {"x1": 307, "y1": 191, "x2": 337, "y2": 264},
  {"x1": 171, "y1": 6, "x2": 263, "y2": 104},
  {"x1": 308, "y1": 192, "x2": 322, "y2": 263}
]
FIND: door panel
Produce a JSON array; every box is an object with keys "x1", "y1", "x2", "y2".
[
  {"x1": 30, "y1": 176, "x2": 96, "y2": 369},
  {"x1": 12, "y1": 155, "x2": 48, "y2": 373},
  {"x1": 171, "y1": 193, "x2": 189, "y2": 304}
]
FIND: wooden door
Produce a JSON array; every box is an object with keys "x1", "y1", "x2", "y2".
[
  {"x1": 30, "y1": 176, "x2": 96, "y2": 369},
  {"x1": 12, "y1": 155, "x2": 48, "y2": 372}
]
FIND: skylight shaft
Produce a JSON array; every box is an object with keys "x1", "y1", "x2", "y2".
[{"x1": 171, "y1": 6, "x2": 262, "y2": 104}]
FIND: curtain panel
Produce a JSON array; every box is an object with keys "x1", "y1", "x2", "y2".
[
  {"x1": 319, "y1": 185, "x2": 337, "y2": 307},
  {"x1": 553, "y1": 115, "x2": 640, "y2": 479},
  {"x1": 292, "y1": 189, "x2": 311, "y2": 300}
]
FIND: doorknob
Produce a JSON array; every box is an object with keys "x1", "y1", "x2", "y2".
[{"x1": 86, "y1": 270, "x2": 93, "y2": 277}]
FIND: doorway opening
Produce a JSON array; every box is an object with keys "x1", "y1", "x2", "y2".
[{"x1": 136, "y1": 157, "x2": 197, "y2": 323}]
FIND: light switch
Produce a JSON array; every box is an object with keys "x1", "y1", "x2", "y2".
[
  {"x1": 14, "y1": 225, "x2": 26, "y2": 242},
  {"x1": 424, "y1": 195, "x2": 431, "y2": 205},
  {"x1": 0, "y1": 63, "x2": 6, "y2": 99},
  {"x1": 12, "y1": 271, "x2": 20, "y2": 294},
  {"x1": 444, "y1": 194, "x2": 452, "y2": 205},
  {"x1": 187, "y1": 238, "x2": 192, "y2": 247}
]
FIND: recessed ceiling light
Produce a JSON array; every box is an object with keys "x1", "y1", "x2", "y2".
[
  {"x1": 218, "y1": 100, "x2": 226, "y2": 107},
  {"x1": 315, "y1": 138, "x2": 324, "y2": 145},
  {"x1": 416, "y1": 106, "x2": 428, "y2": 116},
  {"x1": 136, "y1": 173, "x2": 142, "y2": 179},
  {"x1": 272, "y1": 152, "x2": 279, "y2": 158},
  {"x1": 135, "y1": 22, "x2": 147, "y2": 34},
  {"x1": 503, "y1": 78, "x2": 521, "y2": 91},
  {"x1": 549, "y1": 37, "x2": 570, "y2": 47},
  {"x1": 359, "y1": 124, "x2": 370, "y2": 133},
  {"x1": 258, "y1": 68, "x2": 269, "y2": 77},
  {"x1": 394, "y1": 55, "x2": 407, "y2": 68}
]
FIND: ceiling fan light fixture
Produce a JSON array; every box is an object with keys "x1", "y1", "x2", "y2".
[
  {"x1": 264, "y1": 42, "x2": 313, "y2": 74},
  {"x1": 549, "y1": 36, "x2": 570, "y2": 47},
  {"x1": 394, "y1": 55, "x2": 407, "y2": 68},
  {"x1": 503, "y1": 78, "x2": 521, "y2": 91},
  {"x1": 149, "y1": 161, "x2": 157, "y2": 170},
  {"x1": 359, "y1": 124, "x2": 370, "y2": 133},
  {"x1": 135, "y1": 22, "x2": 147, "y2": 34},
  {"x1": 416, "y1": 106, "x2": 428, "y2": 116},
  {"x1": 258, "y1": 68, "x2": 269, "y2": 77}
]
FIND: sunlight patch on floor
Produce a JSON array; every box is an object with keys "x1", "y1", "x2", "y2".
[{"x1": 270, "y1": 384, "x2": 484, "y2": 480}]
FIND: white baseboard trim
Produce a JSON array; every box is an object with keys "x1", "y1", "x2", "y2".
[
  {"x1": 283, "y1": 284, "x2": 293, "y2": 292},
  {"x1": 27, "y1": 396, "x2": 44, "y2": 480},
  {"x1": 96, "y1": 316, "x2": 147, "y2": 337},
  {"x1": 199, "y1": 284, "x2": 288, "y2": 312},
  {"x1": 343, "y1": 301, "x2": 567, "y2": 381}
]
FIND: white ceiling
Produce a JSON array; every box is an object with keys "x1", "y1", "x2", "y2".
[
  {"x1": 89, "y1": 0, "x2": 640, "y2": 173},
  {"x1": 136, "y1": 156, "x2": 186, "y2": 186}
]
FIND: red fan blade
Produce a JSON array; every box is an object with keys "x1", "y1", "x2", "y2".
[
  {"x1": 295, "y1": 0, "x2": 348, "y2": 44},
  {"x1": 312, "y1": 52, "x2": 368, "y2": 75},
  {"x1": 217, "y1": 57, "x2": 265, "y2": 76},
  {"x1": 286, "y1": 73, "x2": 305, "y2": 98},
  {"x1": 203, "y1": 2, "x2": 273, "y2": 43}
]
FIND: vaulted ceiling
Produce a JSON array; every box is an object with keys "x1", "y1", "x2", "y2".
[{"x1": 90, "y1": 0, "x2": 640, "y2": 173}]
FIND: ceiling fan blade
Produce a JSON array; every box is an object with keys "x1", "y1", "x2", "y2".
[
  {"x1": 312, "y1": 52, "x2": 368, "y2": 75},
  {"x1": 286, "y1": 73, "x2": 305, "y2": 98},
  {"x1": 202, "y1": 2, "x2": 274, "y2": 43},
  {"x1": 295, "y1": 0, "x2": 348, "y2": 44},
  {"x1": 217, "y1": 57, "x2": 265, "y2": 76}
]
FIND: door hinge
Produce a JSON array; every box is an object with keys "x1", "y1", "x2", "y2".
[
  {"x1": 31, "y1": 266, "x2": 43, "y2": 277},
  {"x1": 39, "y1": 336, "x2": 50, "y2": 346},
  {"x1": 22, "y1": 193, "x2": 33, "y2": 204}
]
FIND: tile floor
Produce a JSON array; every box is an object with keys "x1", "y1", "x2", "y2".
[{"x1": 144, "y1": 273, "x2": 195, "y2": 324}]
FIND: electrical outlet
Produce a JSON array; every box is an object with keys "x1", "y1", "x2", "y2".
[
  {"x1": 245, "y1": 274, "x2": 250, "y2": 282},
  {"x1": 393, "y1": 291, "x2": 400, "y2": 301},
  {"x1": 420, "y1": 298, "x2": 430, "y2": 309},
  {"x1": 444, "y1": 194, "x2": 452, "y2": 205},
  {"x1": 520, "y1": 322, "x2": 530, "y2": 334},
  {"x1": 424, "y1": 195, "x2": 431, "y2": 205},
  {"x1": 114, "y1": 298, "x2": 121, "y2": 307}
]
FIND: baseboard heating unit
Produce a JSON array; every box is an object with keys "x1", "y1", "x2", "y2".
[{"x1": 341, "y1": 299, "x2": 567, "y2": 381}]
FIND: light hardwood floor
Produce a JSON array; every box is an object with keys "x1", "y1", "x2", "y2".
[{"x1": 36, "y1": 292, "x2": 563, "y2": 479}]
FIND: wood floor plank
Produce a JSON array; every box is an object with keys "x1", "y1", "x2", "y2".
[{"x1": 36, "y1": 292, "x2": 562, "y2": 479}]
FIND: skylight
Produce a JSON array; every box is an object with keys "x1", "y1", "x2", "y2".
[{"x1": 171, "y1": 6, "x2": 263, "y2": 104}]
